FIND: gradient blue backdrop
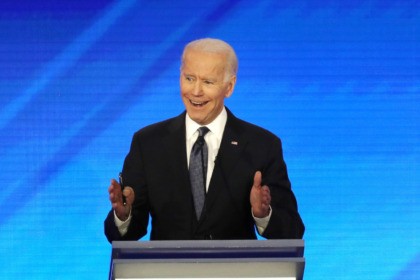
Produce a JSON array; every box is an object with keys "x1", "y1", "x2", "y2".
[{"x1": 0, "y1": 0, "x2": 419, "y2": 279}]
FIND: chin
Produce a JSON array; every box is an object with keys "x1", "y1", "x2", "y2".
[
  {"x1": 192, "y1": 117, "x2": 206, "y2": 125},
  {"x1": 191, "y1": 115, "x2": 208, "y2": 125}
]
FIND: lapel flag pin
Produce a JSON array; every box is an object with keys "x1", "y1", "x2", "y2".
[{"x1": 231, "y1": 141, "x2": 238, "y2": 145}]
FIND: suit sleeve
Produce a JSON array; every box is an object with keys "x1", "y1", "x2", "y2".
[
  {"x1": 260, "y1": 136, "x2": 305, "y2": 239},
  {"x1": 104, "y1": 132, "x2": 150, "y2": 243}
]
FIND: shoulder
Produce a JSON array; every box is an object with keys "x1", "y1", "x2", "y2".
[
  {"x1": 227, "y1": 109, "x2": 280, "y2": 143},
  {"x1": 132, "y1": 112, "x2": 185, "y2": 139}
]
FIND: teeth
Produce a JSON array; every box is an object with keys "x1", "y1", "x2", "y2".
[{"x1": 191, "y1": 100, "x2": 206, "y2": 106}]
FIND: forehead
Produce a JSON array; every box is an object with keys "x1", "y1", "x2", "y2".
[{"x1": 182, "y1": 49, "x2": 227, "y2": 76}]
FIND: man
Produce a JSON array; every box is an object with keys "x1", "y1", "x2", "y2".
[{"x1": 105, "y1": 38, "x2": 304, "y2": 242}]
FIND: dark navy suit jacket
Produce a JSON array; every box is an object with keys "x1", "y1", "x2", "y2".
[{"x1": 105, "y1": 108, "x2": 304, "y2": 242}]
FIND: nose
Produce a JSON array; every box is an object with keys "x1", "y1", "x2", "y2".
[{"x1": 192, "y1": 81, "x2": 203, "y2": 96}]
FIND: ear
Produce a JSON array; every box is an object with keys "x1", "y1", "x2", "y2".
[{"x1": 225, "y1": 75, "x2": 237, "y2": 98}]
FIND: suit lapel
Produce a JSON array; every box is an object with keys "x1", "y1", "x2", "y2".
[
  {"x1": 204, "y1": 111, "x2": 248, "y2": 214},
  {"x1": 161, "y1": 112, "x2": 191, "y2": 202}
]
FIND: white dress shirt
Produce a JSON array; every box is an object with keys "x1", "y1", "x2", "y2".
[{"x1": 185, "y1": 107, "x2": 227, "y2": 191}]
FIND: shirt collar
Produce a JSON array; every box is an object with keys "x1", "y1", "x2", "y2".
[{"x1": 186, "y1": 107, "x2": 227, "y2": 141}]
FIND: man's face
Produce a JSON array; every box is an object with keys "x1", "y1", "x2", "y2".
[{"x1": 180, "y1": 49, "x2": 236, "y2": 125}]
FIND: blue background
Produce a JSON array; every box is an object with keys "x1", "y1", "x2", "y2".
[{"x1": 0, "y1": 0, "x2": 419, "y2": 279}]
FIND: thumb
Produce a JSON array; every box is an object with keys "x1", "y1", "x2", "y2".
[
  {"x1": 253, "y1": 171, "x2": 262, "y2": 188},
  {"x1": 122, "y1": 186, "x2": 135, "y2": 206}
]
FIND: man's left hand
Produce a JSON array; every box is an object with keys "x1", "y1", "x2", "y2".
[{"x1": 250, "y1": 171, "x2": 271, "y2": 218}]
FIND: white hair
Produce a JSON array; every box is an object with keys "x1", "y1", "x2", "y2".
[{"x1": 181, "y1": 38, "x2": 238, "y2": 79}]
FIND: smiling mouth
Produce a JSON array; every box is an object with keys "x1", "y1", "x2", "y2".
[{"x1": 190, "y1": 99, "x2": 209, "y2": 107}]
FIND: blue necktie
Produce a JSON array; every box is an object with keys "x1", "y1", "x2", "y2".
[{"x1": 189, "y1": 127, "x2": 210, "y2": 219}]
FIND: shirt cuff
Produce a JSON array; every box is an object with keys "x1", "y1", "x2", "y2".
[
  {"x1": 113, "y1": 210, "x2": 132, "y2": 236},
  {"x1": 252, "y1": 206, "x2": 272, "y2": 235}
]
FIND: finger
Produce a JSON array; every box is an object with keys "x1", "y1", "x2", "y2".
[
  {"x1": 261, "y1": 185, "x2": 270, "y2": 195},
  {"x1": 111, "y1": 202, "x2": 119, "y2": 209},
  {"x1": 266, "y1": 196, "x2": 271, "y2": 206},
  {"x1": 261, "y1": 186, "x2": 271, "y2": 205},
  {"x1": 110, "y1": 178, "x2": 119, "y2": 187},
  {"x1": 109, "y1": 179, "x2": 120, "y2": 194},
  {"x1": 253, "y1": 171, "x2": 262, "y2": 188},
  {"x1": 109, "y1": 184, "x2": 119, "y2": 203},
  {"x1": 261, "y1": 185, "x2": 270, "y2": 193},
  {"x1": 108, "y1": 180, "x2": 117, "y2": 193},
  {"x1": 109, "y1": 192, "x2": 116, "y2": 203},
  {"x1": 111, "y1": 178, "x2": 125, "y2": 197},
  {"x1": 110, "y1": 180, "x2": 128, "y2": 212}
]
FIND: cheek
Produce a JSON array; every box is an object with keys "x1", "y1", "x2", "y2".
[
  {"x1": 179, "y1": 81, "x2": 186, "y2": 92},
  {"x1": 180, "y1": 82, "x2": 194, "y2": 94},
  {"x1": 214, "y1": 91, "x2": 227, "y2": 103}
]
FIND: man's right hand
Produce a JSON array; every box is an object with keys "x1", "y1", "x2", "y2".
[{"x1": 108, "y1": 179, "x2": 135, "y2": 221}]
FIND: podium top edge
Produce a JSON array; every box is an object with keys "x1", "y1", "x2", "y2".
[{"x1": 112, "y1": 239, "x2": 304, "y2": 249}]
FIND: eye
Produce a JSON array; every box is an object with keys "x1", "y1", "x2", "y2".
[
  {"x1": 185, "y1": 75, "x2": 194, "y2": 82},
  {"x1": 204, "y1": 80, "x2": 214, "y2": 85}
]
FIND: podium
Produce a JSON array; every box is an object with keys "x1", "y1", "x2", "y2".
[{"x1": 109, "y1": 240, "x2": 305, "y2": 280}]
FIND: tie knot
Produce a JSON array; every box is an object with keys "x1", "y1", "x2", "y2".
[{"x1": 198, "y1": 126, "x2": 210, "y2": 137}]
